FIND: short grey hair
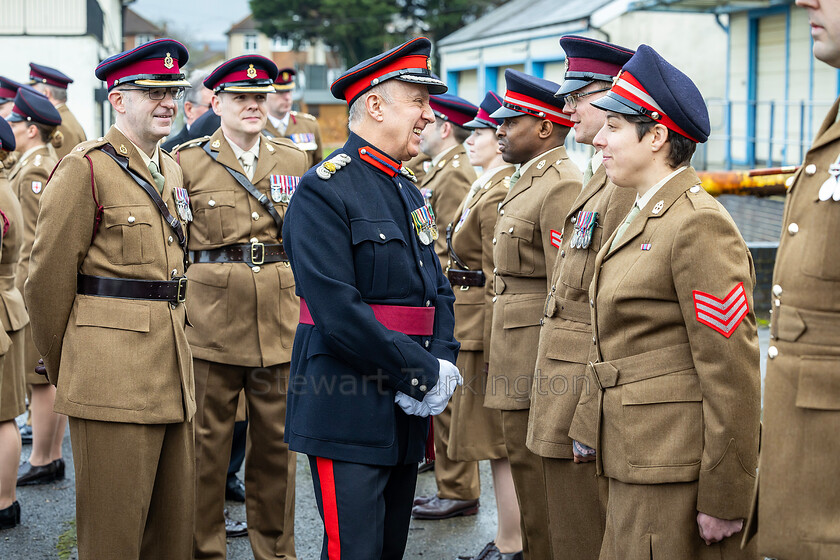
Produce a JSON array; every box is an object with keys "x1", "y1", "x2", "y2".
[
  {"x1": 185, "y1": 72, "x2": 209, "y2": 104},
  {"x1": 348, "y1": 81, "x2": 397, "y2": 130}
]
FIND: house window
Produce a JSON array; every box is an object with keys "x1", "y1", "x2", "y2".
[
  {"x1": 135, "y1": 34, "x2": 154, "y2": 46},
  {"x1": 244, "y1": 34, "x2": 259, "y2": 53},
  {"x1": 271, "y1": 36, "x2": 293, "y2": 52}
]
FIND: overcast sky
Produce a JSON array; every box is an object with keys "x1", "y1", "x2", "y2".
[{"x1": 130, "y1": 0, "x2": 252, "y2": 43}]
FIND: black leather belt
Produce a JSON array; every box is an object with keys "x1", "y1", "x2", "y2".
[
  {"x1": 77, "y1": 273, "x2": 187, "y2": 303},
  {"x1": 447, "y1": 269, "x2": 486, "y2": 287},
  {"x1": 189, "y1": 242, "x2": 288, "y2": 266}
]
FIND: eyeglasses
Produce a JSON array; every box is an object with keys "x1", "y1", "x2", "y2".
[
  {"x1": 563, "y1": 87, "x2": 611, "y2": 110},
  {"x1": 120, "y1": 87, "x2": 186, "y2": 100}
]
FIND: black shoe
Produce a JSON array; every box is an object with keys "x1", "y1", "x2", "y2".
[
  {"x1": 53, "y1": 458, "x2": 66, "y2": 480},
  {"x1": 225, "y1": 476, "x2": 245, "y2": 502},
  {"x1": 19, "y1": 425, "x2": 32, "y2": 445},
  {"x1": 16, "y1": 460, "x2": 58, "y2": 486},
  {"x1": 0, "y1": 501, "x2": 19, "y2": 530}
]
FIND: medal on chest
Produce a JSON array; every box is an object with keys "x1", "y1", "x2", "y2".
[
  {"x1": 454, "y1": 207, "x2": 470, "y2": 233},
  {"x1": 270, "y1": 174, "x2": 301, "y2": 203},
  {"x1": 817, "y1": 152, "x2": 840, "y2": 201},
  {"x1": 410, "y1": 201, "x2": 438, "y2": 245},
  {"x1": 173, "y1": 187, "x2": 193, "y2": 222},
  {"x1": 289, "y1": 133, "x2": 315, "y2": 145},
  {"x1": 570, "y1": 210, "x2": 598, "y2": 249}
]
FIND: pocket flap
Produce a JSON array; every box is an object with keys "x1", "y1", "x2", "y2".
[
  {"x1": 350, "y1": 219, "x2": 406, "y2": 246},
  {"x1": 796, "y1": 356, "x2": 840, "y2": 410},
  {"x1": 499, "y1": 215, "x2": 534, "y2": 241},
  {"x1": 76, "y1": 296, "x2": 151, "y2": 333},
  {"x1": 454, "y1": 284, "x2": 485, "y2": 304},
  {"x1": 622, "y1": 374, "x2": 702, "y2": 405},
  {"x1": 545, "y1": 325, "x2": 593, "y2": 364},
  {"x1": 503, "y1": 295, "x2": 545, "y2": 329},
  {"x1": 191, "y1": 190, "x2": 235, "y2": 210},
  {"x1": 187, "y1": 263, "x2": 231, "y2": 288},
  {"x1": 103, "y1": 204, "x2": 153, "y2": 228}
]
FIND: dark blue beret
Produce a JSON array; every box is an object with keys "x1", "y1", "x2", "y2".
[
  {"x1": 330, "y1": 37, "x2": 447, "y2": 105},
  {"x1": 7, "y1": 87, "x2": 61, "y2": 127},
  {"x1": 29, "y1": 63, "x2": 74, "y2": 88},
  {"x1": 0, "y1": 118, "x2": 14, "y2": 152},
  {"x1": 96, "y1": 38, "x2": 191, "y2": 90},
  {"x1": 429, "y1": 94, "x2": 479, "y2": 128},
  {"x1": 592, "y1": 44, "x2": 710, "y2": 143},
  {"x1": 205, "y1": 55, "x2": 278, "y2": 93},
  {"x1": 556, "y1": 35, "x2": 635, "y2": 96},
  {"x1": 464, "y1": 91, "x2": 505, "y2": 129},
  {"x1": 491, "y1": 69, "x2": 573, "y2": 127}
]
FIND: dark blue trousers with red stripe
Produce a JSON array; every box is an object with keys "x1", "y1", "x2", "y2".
[{"x1": 309, "y1": 456, "x2": 419, "y2": 559}]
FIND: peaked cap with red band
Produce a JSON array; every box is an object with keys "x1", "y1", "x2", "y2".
[
  {"x1": 96, "y1": 38, "x2": 191, "y2": 90},
  {"x1": 592, "y1": 44, "x2": 710, "y2": 143},
  {"x1": 0, "y1": 76, "x2": 23, "y2": 103},
  {"x1": 274, "y1": 67, "x2": 296, "y2": 92},
  {"x1": 7, "y1": 87, "x2": 61, "y2": 127},
  {"x1": 330, "y1": 37, "x2": 447, "y2": 105},
  {"x1": 556, "y1": 35, "x2": 634, "y2": 96},
  {"x1": 491, "y1": 69, "x2": 573, "y2": 128},
  {"x1": 0, "y1": 118, "x2": 15, "y2": 153},
  {"x1": 430, "y1": 94, "x2": 479, "y2": 128},
  {"x1": 29, "y1": 63, "x2": 74, "y2": 89},
  {"x1": 205, "y1": 55, "x2": 278, "y2": 94},
  {"x1": 464, "y1": 91, "x2": 504, "y2": 129}
]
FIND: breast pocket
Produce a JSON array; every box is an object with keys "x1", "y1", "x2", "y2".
[
  {"x1": 495, "y1": 215, "x2": 535, "y2": 275},
  {"x1": 350, "y1": 219, "x2": 410, "y2": 299},
  {"x1": 796, "y1": 356, "x2": 840, "y2": 410},
  {"x1": 190, "y1": 191, "x2": 236, "y2": 245},
  {"x1": 561, "y1": 224, "x2": 603, "y2": 290},
  {"x1": 801, "y1": 198, "x2": 840, "y2": 280},
  {"x1": 621, "y1": 373, "x2": 703, "y2": 469},
  {"x1": 103, "y1": 205, "x2": 155, "y2": 265}
]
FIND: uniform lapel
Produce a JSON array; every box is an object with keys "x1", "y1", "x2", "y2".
[
  {"x1": 602, "y1": 167, "x2": 700, "y2": 259},
  {"x1": 210, "y1": 128, "x2": 243, "y2": 175},
  {"x1": 808, "y1": 96, "x2": 840, "y2": 153},
  {"x1": 263, "y1": 119, "x2": 281, "y2": 139},
  {"x1": 468, "y1": 165, "x2": 514, "y2": 211},
  {"x1": 105, "y1": 127, "x2": 156, "y2": 186},
  {"x1": 566, "y1": 165, "x2": 608, "y2": 222},
  {"x1": 501, "y1": 146, "x2": 565, "y2": 208},
  {"x1": 251, "y1": 137, "x2": 275, "y2": 185}
]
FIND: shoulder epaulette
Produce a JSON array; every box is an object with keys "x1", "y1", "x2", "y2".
[
  {"x1": 171, "y1": 136, "x2": 211, "y2": 153},
  {"x1": 266, "y1": 135, "x2": 302, "y2": 151},
  {"x1": 68, "y1": 137, "x2": 110, "y2": 157},
  {"x1": 686, "y1": 184, "x2": 718, "y2": 211},
  {"x1": 316, "y1": 153, "x2": 351, "y2": 180},
  {"x1": 291, "y1": 111, "x2": 317, "y2": 121}
]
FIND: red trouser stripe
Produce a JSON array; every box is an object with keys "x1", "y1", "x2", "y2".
[{"x1": 317, "y1": 457, "x2": 341, "y2": 559}]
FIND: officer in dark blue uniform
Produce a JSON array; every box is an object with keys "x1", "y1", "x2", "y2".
[{"x1": 283, "y1": 37, "x2": 461, "y2": 559}]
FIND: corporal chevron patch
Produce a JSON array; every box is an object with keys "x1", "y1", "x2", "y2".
[
  {"x1": 550, "y1": 229, "x2": 562, "y2": 249},
  {"x1": 693, "y1": 282, "x2": 749, "y2": 338}
]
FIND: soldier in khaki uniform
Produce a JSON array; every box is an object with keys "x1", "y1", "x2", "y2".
[
  {"x1": 0, "y1": 119, "x2": 25, "y2": 529},
  {"x1": 411, "y1": 94, "x2": 481, "y2": 520},
  {"x1": 569, "y1": 45, "x2": 759, "y2": 559},
  {"x1": 29, "y1": 63, "x2": 87, "y2": 159},
  {"x1": 405, "y1": 152, "x2": 431, "y2": 184},
  {"x1": 5, "y1": 88, "x2": 67, "y2": 487},
  {"x1": 525, "y1": 36, "x2": 635, "y2": 560},
  {"x1": 174, "y1": 55, "x2": 308, "y2": 560},
  {"x1": 745, "y1": 1, "x2": 840, "y2": 557},
  {"x1": 447, "y1": 91, "x2": 523, "y2": 560},
  {"x1": 487, "y1": 69, "x2": 582, "y2": 560},
  {"x1": 25, "y1": 39, "x2": 196, "y2": 559},
  {"x1": 264, "y1": 67, "x2": 323, "y2": 167}
]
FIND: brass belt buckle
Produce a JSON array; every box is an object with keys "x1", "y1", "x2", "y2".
[
  {"x1": 176, "y1": 277, "x2": 188, "y2": 303},
  {"x1": 250, "y1": 242, "x2": 265, "y2": 266}
]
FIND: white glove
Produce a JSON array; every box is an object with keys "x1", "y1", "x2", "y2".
[
  {"x1": 422, "y1": 359, "x2": 463, "y2": 416},
  {"x1": 395, "y1": 391, "x2": 431, "y2": 417}
]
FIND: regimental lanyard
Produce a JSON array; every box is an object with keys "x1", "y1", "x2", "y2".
[
  {"x1": 570, "y1": 210, "x2": 598, "y2": 249},
  {"x1": 818, "y1": 151, "x2": 840, "y2": 201},
  {"x1": 411, "y1": 201, "x2": 439, "y2": 245}
]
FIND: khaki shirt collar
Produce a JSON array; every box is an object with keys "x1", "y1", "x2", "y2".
[
  {"x1": 224, "y1": 133, "x2": 260, "y2": 162},
  {"x1": 114, "y1": 124, "x2": 160, "y2": 168},
  {"x1": 430, "y1": 143, "x2": 460, "y2": 168}
]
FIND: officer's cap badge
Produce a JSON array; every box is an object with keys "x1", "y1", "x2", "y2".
[
  {"x1": 164, "y1": 53, "x2": 174, "y2": 70},
  {"x1": 247, "y1": 64, "x2": 257, "y2": 79}
]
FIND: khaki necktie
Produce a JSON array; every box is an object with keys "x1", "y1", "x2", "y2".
[
  {"x1": 462, "y1": 178, "x2": 483, "y2": 208},
  {"x1": 147, "y1": 161, "x2": 165, "y2": 193},
  {"x1": 609, "y1": 204, "x2": 640, "y2": 253},
  {"x1": 239, "y1": 151, "x2": 256, "y2": 181},
  {"x1": 277, "y1": 120, "x2": 287, "y2": 136},
  {"x1": 509, "y1": 168, "x2": 521, "y2": 188}
]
